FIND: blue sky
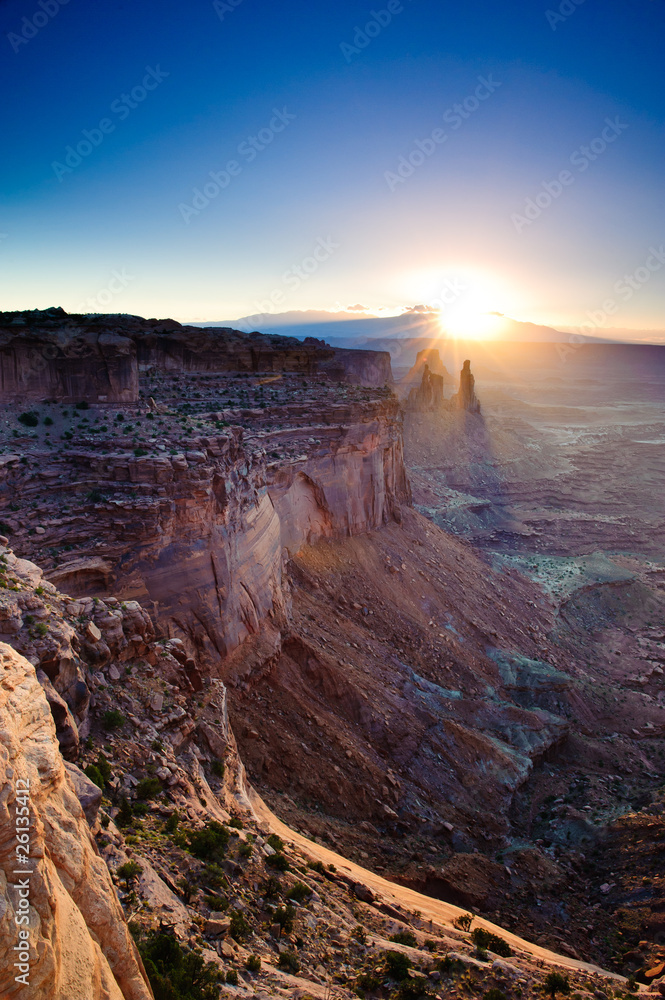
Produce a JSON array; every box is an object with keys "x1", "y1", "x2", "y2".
[{"x1": 1, "y1": 0, "x2": 664, "y2": 335}]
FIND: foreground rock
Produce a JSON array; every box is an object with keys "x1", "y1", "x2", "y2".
[{"x1": 0, "y1": 643, "x2": 152, "y2": 1000}]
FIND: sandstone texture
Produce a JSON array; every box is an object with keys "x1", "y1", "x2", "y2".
[{"x1": 0, "y1": 642, "x2": 152, "y2": 1000}]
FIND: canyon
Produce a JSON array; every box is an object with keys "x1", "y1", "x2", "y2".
[{"x1": 0, "y1": 309, "x2": 664, "y2": 1000}]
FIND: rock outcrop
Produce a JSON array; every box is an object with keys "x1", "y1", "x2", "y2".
[
  {"x1": 453, "y1": 359, "x2": 481, "y2": 413},
  {"x1": 0, "y1": 309, "x2": 392, "y2": 403},
  {"x1": 405, "y1": 364, "x2": 445, "y2": 411},
  {"x1": 0, "y1": 642, "x2": 152, "y2": 1000},
  {"x1": 399, "y1": 348, "x2": 454, "y2": 396}
]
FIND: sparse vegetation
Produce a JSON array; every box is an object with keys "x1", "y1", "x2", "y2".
[
  {"x1": 117, "y1": 860, "x2": 143, "y2": 890},
  {"x1": 471, "y1": 928, "x2": 512, "y2": 957},
  {"x1": 384, "y1": 950, "x2": 412, "y2": 980},
  {"x1": 390, "y1": 930, "x2": 418, "y2": 947},
  {"x1": 543, "y1": 971, "x2": 571, "y2": 998},
  {"x1": 102, "y1": 709, "x2": 125, "y2": 730}
]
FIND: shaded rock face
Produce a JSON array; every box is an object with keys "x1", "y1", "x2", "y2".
[
  {"x1": 406, "y1": 364, "x2": 445, "y2": 411},
  {"x1": 453, "y1": 359, "x2": 481, "y2": 413},
  {"x1": 0, "y1": 642, "x2": 152, "y2": 1000},
  {"x1": 0, "y1": 309, "x2": 392, "y2": 402},
  {"x1": 399, "y1": 348, "x2": 454, "y2": 394},
  {"x1": 318, "y1": 347, "x2": 394, "y2": 387},
  {"x1": 0, "y1": 319, "x2": 138, "y2": 404}
]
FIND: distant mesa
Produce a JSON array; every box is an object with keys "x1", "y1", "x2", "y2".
[{"x1": 0, "y1": 308, "x2": 393, "y2": 404}]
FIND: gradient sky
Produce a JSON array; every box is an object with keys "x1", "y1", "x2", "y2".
[{"x1": 1, "y1": 0, "x2": 664, "y2": 335}]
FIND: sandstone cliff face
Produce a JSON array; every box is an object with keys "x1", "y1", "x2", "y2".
[
  {"x1": 1, "y1": 309, "x2": 393, "y2": 404},
  {"x1": 0, "y1": 310, "x2": 138, "y2": 404},
  {"x1": 318, "y1": 346, "x2": 394, "y2": 387},
  {"x1": 0, "y1": 642, "x2": 152, "y2": 1000},
  {"x1": 0, "y1": 391, "x2": 410, "y2": 672}
]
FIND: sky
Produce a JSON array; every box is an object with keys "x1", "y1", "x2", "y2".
[{"x1": 1, "y1": 0, "x2": 664, "y2": 339}]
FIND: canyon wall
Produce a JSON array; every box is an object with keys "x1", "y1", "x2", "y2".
[
  {"x1": 0, "y1": 311, "x2": 393, "y2": 405},
  {"x1": 0, "y1": 396, "x2": 410, "y2": 672},
  {"x1": 0, "y1": 642, "x2": 152, "y2": 1000}
]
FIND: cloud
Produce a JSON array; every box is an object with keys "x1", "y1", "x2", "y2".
[
  {"x1": 346, "y1": 303, "x2": 369, "y2": 312},
  {"x1": 401, "y1": 304, "x2": 439, "y2": 315}
]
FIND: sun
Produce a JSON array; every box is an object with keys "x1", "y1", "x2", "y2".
[{"x1": 439, "y1": 304, "x2": 505, "y2": 340}]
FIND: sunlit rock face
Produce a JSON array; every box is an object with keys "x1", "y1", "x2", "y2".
[{"x1": 0, "y1": 642, "x2": 152, "y2": 1000}]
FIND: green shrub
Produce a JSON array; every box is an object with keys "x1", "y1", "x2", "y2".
[
  {"x1": 117, "y1": 796, "x2": 134, "y2": 827},
  {"x1": 278, "y1": 951, "x2": 300, "y2": 974},
  {"x1": 309, "y1": 860, "x2": 326, "y2": 874},
  {"x1": 245, "y1": 954, "x2": 261, "y2": 973},
  {"x1": 102, "y1": 709, "x2": 125, "y2": 730},
  {"x1": 352, "y1": 925, "x2": 368, "y2": 945},
  {"x1": 390, "y1": 931, "x2": 418, "y2": 947},
  {"x1": 356, "y1": 971, "x2": 381, "y2": 992},
  {"x1": 133, "y1": 802, "x2": 149, "y2": 816},
  {"x1": 165, "y1": 811, "x2": 179, "y2": 833},
  {"x1": 274, "y1": 904, "x2": 296, "y2": 933},
  {"x1": 43, "y1": 416, "x2": 53, "y2": 426},
  {"x1": 385, "y1": 951, "x2": 412, "y2": 981},
  {"x1": 18, "y1": 412, "x2": 39, "y2": 427},
  {"x1": 398, "y1": 977, "x2": 428, "y2": 1000},
  {"x1": 95, "y1": 755, "x2": 112, "y2": 783},
  {"x1": 263, "y1": 875, "x2": 282, "y2": 898},
  {"x1": 134, "y1": 447, "x2": 148, "y2": 457},
  {"x1": 286, "y1": 881, "x2": 311, "y2": 903},
  {"x1": 453, "y1": 913, "x2": 473, "y2": 931},
  {"x1": 187, "y1": 821, "x2": 230, "y2": 863},
  {"x1": 471, "y1": 928, "x2": 512, "y2": 957},
  {"x1": 225, "y1": 969, "x2": 238, "y2": 985},
  {"x1": 201, "y1": 863, "x2": 226, "y2": 890},
  {"x1": 210, "y1": 759, "x2": 225, "y2": 778},
  {"x1": 229, "y1": 910, "x2": 251, "y2": 942},
  {"x1": 117, "y1": 860, "x2": 143, "y2": 890},
  {"x1": 228, "y1": 816, "x2": 243, "y2": 829},
  {"x1": 137, "y1": 931, "x2": 224, "y2": 1000},
  {"x1": 483, "y1": 990, "x2": 508, "y2": 1000},
  {"x1": 87, "y1": 489, "x2": 106, "y2": 503},
  {"x1": 267, "y1": 833, "x2": 285, "y2": 852},
  {"x1": 136, "y1": 777, "x2": 162, "y2": 800},
  {"x1": 76, "y1": 401, "x2": 90, "y2": 410},
  {"x1": 239, "y1": 841, "x2": 253, "y2": 859},
  {"x1": 543, "y1": 972, "x2": 571, "y2": 998},
  {"x1": 266, "y1": 852, "x2": 290, "y2": 871},
  {"x1": 85, "y1": 763, "x2": 106, "y2": 789}
]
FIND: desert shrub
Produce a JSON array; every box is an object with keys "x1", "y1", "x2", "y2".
[
  {"x1": 76, "y1": 400, "x2": 90, "y2": 409},
  {"x1": 136, "y1": 777, "x2": 162, "y2": 800},
  {"x1": 164, "y1": 811, "x2": 179, "y2": 833},
  {"x1": 350, "y1": 926, "x2": 368, "y2": 948},
  {"x1": 398, "y1": 977, "x2": 428, "y2": 1000},
  {"x1": 210, "y1": 759, "x2": 225, "y2": 778},
  {"x1": 484, "y1": 990, "x2": 508, "y2": 1000},
  {"x1": 238, "y1": 841, "x2": 253, "y2": 859},
  {"x1": 390, "y1": 930, "x2": 418, "y2": 947},
  {"x1": 385, "y1": 951, "x2": 412, "y2": 981},
  {"x1": 543, "y1": 972, "x2": 571, "y2": 998},
  {"x1": 87, "y1": 488, "x2": 106, "y2": 502},
  {"x1": 85, "y1": 764, "x2": 106, "y2": 789},
  {"x1": 117, "y1": 860, "x2": 143, "y2": 890},
  {"x1": 267, "y1": 833, "x2": 285, "y2": 852},
  {"x1": 138, "y1": 931, "x2": 224, "y2": 1000},
  {"x1": 229, "y1": 910, "x2": 251, "y2": 941},
  {"x1": 309, "y1": 859, "x2": 326, "y2": 874},
  {"x1": 134, "y1": 448, "x2": 148, "y2": 457},
  {"x1": 187, "y1": 821, "x2": 230, "y2": 862},
  {"x1": 102, "y1": 709, "x2": 125, "y2": 730},
  {"x1": 228, "y1": 816, "x2": 243, "y2": 829},
  {"x1": 436, "y1": 954, "x2": 464, "y2": 974},
  {"x1": 116, "y1": 796, "x2": 134, "y2": 827},
  {"x1": 356, "y1": 971, "x2": 381, "y2": 992},
  {"x1": 201, "y1": 862, "x2": 226, "y2": 890},
  {"x1": 225, "y1": 969, "x2": 238, "y2": 985},
  {"x1": 43, "y1": 416, "x2": 53, "y2": 426},
  {"x1": 95, "y1": 755, "x2": 112, "y2": 783},
  {"x1": 245, "y1": 954, "x2": 261, "y2": 973},
  {"x1": 266, "y1": 852, "x2": 290, "y2": 871},
  {"x1": 278, "y1": 951, "x2": 300, "y2": 974},
  {"x1": 286, "y1": 881, "x2": 311, "y2": 903},
  {"x1": 274, "y1": 904, "x2": 296, "y2": 933},
  {"x1": 177, "y1": 877, "x2": 194, "y2": 904},
  {"x1": 453, "y1": 913, "x2": 473, "y2": 931},
  {"x1": 475, "y1": 946, "x2": 488, "y2": 962},
  {"x1": 133, "y1": 802, "x2": 149, "y2": 816},
  {"x1": 18, "y1": 412, "x2": 39, "y2": 427},
  {"x1": 471, "y1": 928, "x2": 512, "y2": 957},
  {"x1": 263, "y1": 875, "x2": 282, "y2": 898}
]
